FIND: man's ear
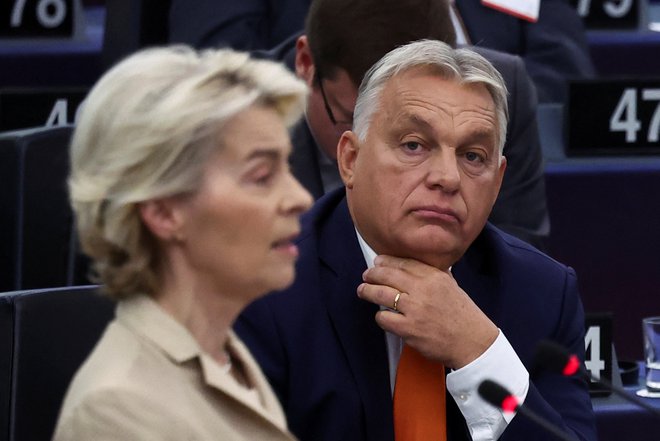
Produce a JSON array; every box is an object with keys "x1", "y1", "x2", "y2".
[
  {"x1": 138, "y1": 198, "x2": 185, "y2": 242},
  {"x1": 337, "y1": 131, "x2": 360, "y2": 189},
  {"x1": 295, "y1": 35, "x2": 315, "y2": 86},
  {"x1": 493, "y1": 155, "x2": 507, "y2": 199}
]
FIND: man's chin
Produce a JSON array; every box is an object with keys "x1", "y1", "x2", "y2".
[{"x1": 395, "y1": 237, "x2": 465, "y2": 268}]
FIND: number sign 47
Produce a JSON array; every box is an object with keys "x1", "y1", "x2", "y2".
[{"x1": 610, "y1": 88, "x2": 660, "y2": 143}]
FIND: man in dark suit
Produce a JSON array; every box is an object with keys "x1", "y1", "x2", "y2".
[
  {"x1": 236, "y1": 39, "x2": 596, "y2": 441},
  {"x1": 168, "y1": 0, "x2": 312, "y2": 50},
  {"x1": 256, "y1": 0, "x2": 549, "y2": 249},
  {"x1": 454, "y1": 0, "x2": 595, "y2": 103}
]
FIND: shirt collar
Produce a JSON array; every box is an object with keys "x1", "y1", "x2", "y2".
[{"x1": 355, "y1": 228, "x2": 377, "y2": 269}]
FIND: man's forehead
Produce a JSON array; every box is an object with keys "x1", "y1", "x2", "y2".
[{"x1": 381, "y1": 73, "x2": 494, "y2": 117}]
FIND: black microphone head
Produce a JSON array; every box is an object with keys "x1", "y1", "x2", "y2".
[
  {"x1": 478, "y1": 379, "x2": 519, "y2": 412},
  {"x1": 533, "y1": 340, "x2": 580, "y2": 377}
]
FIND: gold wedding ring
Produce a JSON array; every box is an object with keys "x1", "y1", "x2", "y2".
[{"x1": 392, "y1": 292, "x2": 401, "y2": 312}]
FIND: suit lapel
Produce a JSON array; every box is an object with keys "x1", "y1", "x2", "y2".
[
  {"x1": 317, "y1": 197, "x2": 394, "y2": 440},
  {"x1": 452, "y1": 226, "x2": 500, "y2": 316}
]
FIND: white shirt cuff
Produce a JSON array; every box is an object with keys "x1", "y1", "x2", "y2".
[{"x1": 446, "y1": 330, "x2": 529, "y2": 441}]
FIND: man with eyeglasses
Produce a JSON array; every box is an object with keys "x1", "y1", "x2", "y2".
[{"x1": 257, "y1": 0, "x2": 549, "y2": 249}]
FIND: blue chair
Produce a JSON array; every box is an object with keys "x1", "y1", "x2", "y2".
[
  {"x1": 0, "y1": 125, "x2": 91, "y2": 292},
  {"x1": 0, "y1": 285, "x2": 114, "y2": 441}
]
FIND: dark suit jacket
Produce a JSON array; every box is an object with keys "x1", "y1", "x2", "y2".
[
  {"x1": 258, "y1": 36, "x2": 549, "y2": 249},
  {"x1": 236, "y1": 189, "x2": 597, "y2": 441},
  {"x1": 168, "y1": 0, "x2": 593, "y2": 103},
  {"x1": 456, "y1": 0, "x2": 595, "y2": 103},
  {"x1": 168, "y1": 0, "x2": 311, "y2": 50}
]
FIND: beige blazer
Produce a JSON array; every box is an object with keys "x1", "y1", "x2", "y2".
[{"x1": 53, "y1": 295, "x2": 296, "y2": 441}]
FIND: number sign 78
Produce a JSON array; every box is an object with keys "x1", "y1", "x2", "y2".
[
  {"x1": 610, "y1": 88, "x2": 660, "y2": 143},
  {"x1": 10, "y1": 0, "x2": 67, "y2": 28}
]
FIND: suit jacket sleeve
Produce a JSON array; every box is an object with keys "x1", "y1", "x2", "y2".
[
  {"x1": 521, "y1": 0, "x2": 596, "y2": 103},
  {"x1": 501, "y1": 267, "x2": 597, "y2": 441},
  {"x1": 486, "y1": 52, "x2": 550, "y2": 250}
]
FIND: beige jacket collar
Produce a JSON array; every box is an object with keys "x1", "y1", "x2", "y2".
[{"x1": 116, "y1": 295, "x2": 289, "y2": 432}]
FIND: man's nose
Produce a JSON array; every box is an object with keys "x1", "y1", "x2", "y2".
[{"x1": 424, "y1": 150, "x2": 460, "y2": 192}]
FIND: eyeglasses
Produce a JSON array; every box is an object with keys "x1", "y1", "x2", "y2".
[{"x1": 316, "y1": 71, "x2": 353, "y2": 130}]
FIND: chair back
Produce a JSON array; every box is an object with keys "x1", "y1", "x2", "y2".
[
  {"x1": 0, "y1": 285, "x2": 114, "y2": 441},
  {"x1": 0, "y1": 126, "x2": 91, "y2": 292}
]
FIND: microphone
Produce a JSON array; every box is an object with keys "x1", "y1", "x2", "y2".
[
  {"x1": 478, "y1": 379, "x2": 578, "y2": 441},
  {"x1": 533, "y1": 340, "x2": 660, "y2": 419}
]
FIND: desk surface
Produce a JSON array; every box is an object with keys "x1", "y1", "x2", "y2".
[{"x1": 592, "y1": 369, "x2": 660, "y2": 441}]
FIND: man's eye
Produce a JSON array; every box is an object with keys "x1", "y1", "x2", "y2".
[
  {"x1": 403, "y1": 141, "x2": 422, "y2": 151},
  {"x1": 465, "y1": 151, "x2": 484, "y2": 163}
]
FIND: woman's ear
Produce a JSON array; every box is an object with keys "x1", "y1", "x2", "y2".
[
  {"x1": 138, "y1": 198, "x2": 186, "y2": 242},
  {"x1": 337, "y1": 131, "x2": 360, "y2": 189}
]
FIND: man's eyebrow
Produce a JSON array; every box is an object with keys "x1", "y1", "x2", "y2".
[
  {"x1": 461, "y1": 126, "x2": 496, "y2": 145},
  {"x1": 391, "y1": 113, "x2": 435, "y2": 133}
]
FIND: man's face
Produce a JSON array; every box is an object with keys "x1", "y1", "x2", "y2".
[
  {"x1": 339, "y1": 68, "x2": 506, "y2": 269},
  {"x1": 295, "y1": 36, "x2": 357, "y2": 160}
]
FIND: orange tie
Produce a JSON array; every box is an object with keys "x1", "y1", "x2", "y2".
[{"x1": 393, "y1": 344, "x2": 447, "y2": 441}]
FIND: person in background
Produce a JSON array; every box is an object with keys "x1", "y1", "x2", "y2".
[
  {"x1": 258, "y1": 0, "x2": 549, "y2": 248},
  {"x1": 236, "y1": 39, "x2": 596, "y2": 441},
  {"x1": 168, "y1": 0, "x2": 311, "y2": 51},
  {"x1": 52, "y1": 45, "x2": 312, "y2": 440},
  {"x1": 168, "y1": 0, "x2": 594, "y2": 103}
]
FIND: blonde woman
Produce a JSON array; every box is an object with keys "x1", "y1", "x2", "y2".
[{"x1": 52, "y1": 46, "x2": 312, "y2": 440}]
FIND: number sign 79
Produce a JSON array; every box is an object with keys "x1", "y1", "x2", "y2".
[{"x1": 576, "y1": 0, "x2": 633, "y2": 17}]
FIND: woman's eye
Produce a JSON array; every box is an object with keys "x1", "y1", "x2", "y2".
[
  {"x1": 254, "y1": 172, "x2": 274, "y2": 185},
  {"x1": 250, "y1": 166, "x2": 277, "y2": 186}
]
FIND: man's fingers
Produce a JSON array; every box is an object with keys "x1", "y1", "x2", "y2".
[
  {"x1": 375, "y1": 309, "x2": 409, "y2": 336},
  {"x1": 358, "y1": 283, "x2": 408, "y2": 313}
]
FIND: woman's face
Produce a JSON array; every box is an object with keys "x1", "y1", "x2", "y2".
[{"x1": 173, "y1": 105, "x2": 312, "y2": 301}]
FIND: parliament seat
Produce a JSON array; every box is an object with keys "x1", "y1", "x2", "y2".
[
  {"x1": 0, "y1": 285, "x2": 114, "y2": 441},
  {"x1": 0, "y1": 126, "x2": 91, "y2": 292}
]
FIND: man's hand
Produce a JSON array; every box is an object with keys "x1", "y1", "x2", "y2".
[{"x1": 357, "y1": 255, "x2": 498, "y2": 369}]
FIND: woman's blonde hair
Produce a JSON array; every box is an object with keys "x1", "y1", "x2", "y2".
[{"x1": 69, "y1": 46, "x2": 307, "y2": 299}]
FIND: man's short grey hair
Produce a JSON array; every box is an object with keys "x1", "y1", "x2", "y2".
[{"x1": 353, "y1": 39, "x2": 509, "y2": 155}]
